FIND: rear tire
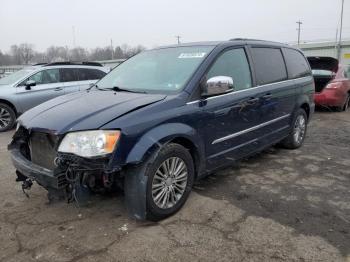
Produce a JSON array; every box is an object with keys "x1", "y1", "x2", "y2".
[
  {"x1": 280, "y1": 109, "x2": 308, "y2": 149},
  {"x1": 0, "y1": 103, "x2": 16, "y2": 132}
]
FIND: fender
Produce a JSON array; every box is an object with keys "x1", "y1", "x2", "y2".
[
  {"x1": 125, "y1": 122, "x2": 206, "y2": 170},
  {"x1": 293, "y1": 76, "x2": 315, "y2": 122},
  {"x1": 0, "y1": 97, "x2": 20, "y2": 115},
  {"x1": 294, "y1": 93, "x2": 314, "y2": 120},
  {"x1": 295, "y1": 94, "x2": 311, "y2": 109}
]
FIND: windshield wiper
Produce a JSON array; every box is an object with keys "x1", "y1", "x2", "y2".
[
  {"x1": 111, "y1": 86, "x2": 147, "y2": 94},
  {"x1": 93, "y1": 85, "x2": 147, "y2": 94}
]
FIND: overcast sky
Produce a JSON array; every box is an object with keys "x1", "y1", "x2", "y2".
[{"x1": 0, "y1": 0, "x2": 349, "y2": 52}]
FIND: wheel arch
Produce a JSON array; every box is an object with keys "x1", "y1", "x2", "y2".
[
  {"x1": 295, "y1": 93, "x2": 313, "y2": 122},
  {"x1": 125, "y1": 123, "x2": 205, "y2": 178},
  {"x1": 0, "y1": 98, "x2": 18, "y2": 116},
  {"x1": 300, "y1": 102, "x2": 310, "y2": 119}
]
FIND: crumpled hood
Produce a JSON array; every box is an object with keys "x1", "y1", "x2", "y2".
[
  {"x1": 307, "y1": 56, "x2": 339, "y2": 72},
  {"x1": 18, "y1": 90, "x2": 166, "y2": 134}
]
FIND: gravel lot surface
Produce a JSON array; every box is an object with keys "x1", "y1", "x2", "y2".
[{"x1": 0, "y1": 110, "x2": 349, "y2": 262}]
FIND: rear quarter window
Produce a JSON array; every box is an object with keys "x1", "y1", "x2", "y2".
[
  {"x1": 77, "y1": 69, "x2": 106, "y2": 81},
  {"x1": 251, "y1": 47, "x2": 287, "y2": 85},
  {"x1": 282, "y1": 48, "x2": 311, "y2": 79},
  {"x1": 60, "y1": 68, "x2": 78, "y2": 82}
]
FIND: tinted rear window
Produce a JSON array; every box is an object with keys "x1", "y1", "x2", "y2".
[
  {"x1": 60, "y1": 68, "x2": 78, "y2": 82},
  {"x1": 251, "y1": 47, "x2": 287, "y2": 85},
  {"x1": 77, "y1": 69, "x2": 106, "y2": 81},
  {"x1": 283, "y1": 48, "x2": 311, "y2": 79}
]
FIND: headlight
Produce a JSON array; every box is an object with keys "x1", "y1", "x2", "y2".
[{"x1": 58, "y1": 130, "x2": 120, "y2": 157}]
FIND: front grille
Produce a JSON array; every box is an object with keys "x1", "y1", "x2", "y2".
[{"x1": 29, "y1": 132, "x2": 59, "y2": 170}]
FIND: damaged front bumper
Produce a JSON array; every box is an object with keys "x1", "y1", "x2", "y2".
[
  {"x1": 9, "y1": 134, "x2": 121, "y2": 204},
  {"x1": 10, "y1": 148, "x2": 67, "y2": 189}
]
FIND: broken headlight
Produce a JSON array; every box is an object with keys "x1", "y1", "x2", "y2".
[{"x1": 58, "y1": 130, "x2": 120, "y2": 157}]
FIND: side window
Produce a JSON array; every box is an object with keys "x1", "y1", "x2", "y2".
[
  {"x1": 60, "y1": 68, "x2": 78, "y2": 82},
  {"x1": 283, "y1": 48, "x2": 311, "y2": 79},
  {"x1": 77, "y1": 69, "x2": 106, "y2": 81},
  {"x1": 91, "y1": 69, "x2": 106, "y2": 79},
  {"x1": 77, "y1": 69, "x2": 89, "y2": 81},
  {"x1": 207, "y1": 48, "x2": 252, "y2": 91},
  {"x1": 19, "y1": 69, "x2": 60, "y2": 86},
  {"x1": 251, "y1": 47, "x2": 287, "y2": 85}
]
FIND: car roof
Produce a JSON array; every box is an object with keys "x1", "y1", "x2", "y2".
[
  {"x1": 153, "y1": 39, "x2": 293, "y2": 50},
  {"x1": 42, "y1": 65, "x2": 107, "y2": 70}
]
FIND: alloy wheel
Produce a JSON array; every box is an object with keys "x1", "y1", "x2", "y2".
[
  {"x1": 293, "y1": 114, "x2": 306, "y2": 145},
  {"x1": 151, "y1": 157, "x2": 188, "y2": 209},
  {"x1": 0, "y1": 107, "x2": 11, "y2": 129}
]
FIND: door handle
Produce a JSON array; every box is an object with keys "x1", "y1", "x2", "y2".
[
  {"x1": 54, "y1": 87, "x2": 63, "y2": 91},
  {"x1": 262, "y1": 93, "x2": 272, "y2": 100},
  {"x1": 246, "y1": 97, "x2": 260, "y2": 105}
]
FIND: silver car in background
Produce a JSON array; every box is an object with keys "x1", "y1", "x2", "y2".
[{"x1": 0, "y1": 62, "x2": 108, "y2": 131}]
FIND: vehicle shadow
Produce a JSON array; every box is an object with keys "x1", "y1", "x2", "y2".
[{"x1": 194, "y1": 145, "x2": 350, "y2": 256}]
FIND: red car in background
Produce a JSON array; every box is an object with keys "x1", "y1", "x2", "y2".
[{"x1": 308, "y1": 56, "x2": 350, "y2": 111}]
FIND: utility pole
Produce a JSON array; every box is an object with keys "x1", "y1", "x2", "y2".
[
  {"x1": 337, "y1": 0, "x2": 345, "y2": 60},
  {"x1": 296, "y1": 20, "x2": 302, "y2": 45},
  {"x1": 335, "y1": 28, "x2": 339, "y2": 57},
  {"x1": 110, "y1": 39, "x2": 114, "y2": 60},
  {"x1": 175, "y1": 35, "x2": 181, "y2": 44}
]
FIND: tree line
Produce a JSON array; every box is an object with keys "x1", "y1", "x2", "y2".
[{"x1": 0, "y1": 43, "x2": 146, "y2": 66}]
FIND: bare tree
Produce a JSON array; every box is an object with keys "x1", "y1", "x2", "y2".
[
  {"x1": 90, "y1": 47, "x2": 114, "y2": 61},
  {"x1": 69, "y1": 47, "x2": 88, "y2": 61},
  {"x1": 45, "y1": 46, "x2": 69, "y2": 62},
  {"x1": 0, "y1": 50, "x2": 13, "y2": 65},
  {"x1": 0, "y1": 43, "x2": 146, "y2": 65},
  {"x1": 19, "y1": 43, "x2": 35, "y2": 64},
  {"x1": 10, "y1": 45, "x2": 22, "y2": 64},
  {"x1": 114, "y1": 46, "x2": 124, "y2": 59}
]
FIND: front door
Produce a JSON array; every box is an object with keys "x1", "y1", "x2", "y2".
[
  {"x1": 199, "y1": 47, "x2": 266, "y2": 170},
  {"x1": 16, "y1": 68, "x2": 64, "y2": 112}
]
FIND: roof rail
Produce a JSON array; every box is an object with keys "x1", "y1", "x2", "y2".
[
  {"x1": 44, "y1": 61, "x2": 103, "y2": 67},
  {"x1": 32, "y1": 63, "x2": 48, "y2": 66},
  {"x1": 229, "y1": 38, "x2": 262, "y2": 41}
]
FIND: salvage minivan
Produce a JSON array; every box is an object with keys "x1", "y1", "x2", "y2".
[{"x1": 9, "y1": 39, "x2": 315, "y2": 220}]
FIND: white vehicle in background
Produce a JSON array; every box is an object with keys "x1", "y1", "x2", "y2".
[{"x1": 0, "y1": 62, "x2": 108, "y2": 131}]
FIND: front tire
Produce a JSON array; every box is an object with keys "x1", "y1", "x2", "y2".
[
  {"x1": 0, "y1": 103, "x2": 16, "y2": 132},
  {"x1": 280, "y1": 109, "x2": 308, "y2": 149},
  {"x1": 124, "y1": 143, "x2": 194, "y2": 221}
]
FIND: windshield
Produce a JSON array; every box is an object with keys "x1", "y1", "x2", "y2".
[
  {"x1": 96, "y1": 46, "x2": 214, "y2": 93},
  {"x1": 0, "y1": 68, "x2": 35, "y2": 85}
]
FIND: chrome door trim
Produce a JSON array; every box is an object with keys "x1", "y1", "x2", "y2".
[
  {"x1": 212, "y1": 114, "x2": 291, "y2": 144},
  {"x1": 208, "y1": 124, "x2": 290, "y2": 159}
]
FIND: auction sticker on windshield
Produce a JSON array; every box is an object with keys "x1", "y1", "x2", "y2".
[{"x1": 178, "y1": 52, "x2": 206, "y2": 59}]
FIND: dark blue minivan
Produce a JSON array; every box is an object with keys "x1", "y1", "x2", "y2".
[{"x1": 9, "y1": 39, "x2": 315, "y2": 220}]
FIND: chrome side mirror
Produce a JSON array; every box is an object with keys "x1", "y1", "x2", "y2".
[{"x1": 202, "y1": 76, "x2": 234, "y2": 97}]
